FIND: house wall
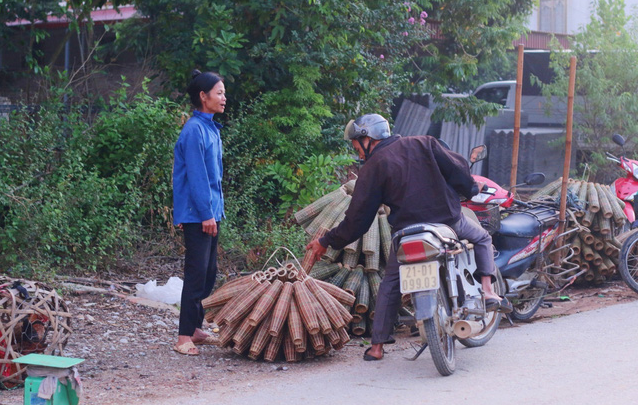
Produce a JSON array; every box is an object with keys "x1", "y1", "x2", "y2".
[{"x1": 527, "y1": 0, "x2": 638, "y2": 35}]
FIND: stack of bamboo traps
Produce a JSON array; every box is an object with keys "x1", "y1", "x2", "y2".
[
  {"x1": 201, "y1": 258, "x2": 354, "y2": 362},
  {"x1": 294, "y1": 180, "x2": 393, "y2": 337},
  {"x1": 531, "y1": 177, "x2": 625, "y2": 284}
]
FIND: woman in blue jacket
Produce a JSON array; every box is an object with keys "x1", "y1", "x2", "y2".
[{"x1": 172, "y1": 70, "x2": 226, "y2": 355}]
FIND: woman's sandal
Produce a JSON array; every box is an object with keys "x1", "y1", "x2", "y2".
[
  {"x1": 173, "y1": 341, "x2": 199, "y2": 356},
  {"x1": 193, "y1": 335, "x2": 218, "y2": 346}
]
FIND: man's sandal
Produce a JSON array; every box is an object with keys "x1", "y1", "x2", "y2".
[
  {"x1": 173, "y1": 341, "x2": 199, "y2": 356},
  {"x1": 363, "y1": 347, "x2": 384, "y2": 361}
]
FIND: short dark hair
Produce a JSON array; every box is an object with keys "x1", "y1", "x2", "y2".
[{"x1": 187, "y1": 70, "x2": 224, "y2": 108}]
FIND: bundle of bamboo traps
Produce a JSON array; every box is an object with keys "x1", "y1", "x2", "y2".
[
  {"x1": 201, "y1": 247, "x2": 354, "y2": 362},
  {"x1": 0, "y1": 278, "x2": 72, "y2": 389},
  {"x1": 531, "y1": 177, "x2": 625, "y2": 284},
  {"x1": 294, "y1": 180, "x2": 392, "y2": 337}
]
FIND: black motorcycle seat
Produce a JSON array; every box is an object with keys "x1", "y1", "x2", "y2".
[{"x1": 498, "y1": 211, "x2": 542, "y2": 237}]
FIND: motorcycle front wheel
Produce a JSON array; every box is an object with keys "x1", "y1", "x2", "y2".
[
  {"x1": 458, "y1": 270, "x2": 504, "y2": 348},
  {"x1": 422, "y1": 286, "x2": 456, "y2": 376},
  {"x1": 619, "y1": 231, "x2": 638, "y2": 294}
]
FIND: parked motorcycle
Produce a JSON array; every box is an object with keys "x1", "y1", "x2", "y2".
[
  {"x1": 606, "y1": 133, "x2": 638, "y2": 228},
  {"x1": 393, "y1": 212, "x2": 503, "y2": 376},
  {"x1": 607, "y1": 133, "x2": 638, "y2": 294},
  {"x1": 463, "y1": 147, "x2": 580, "y2": 320}
]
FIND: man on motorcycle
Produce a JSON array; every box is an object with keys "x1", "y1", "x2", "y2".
[{"x1": 306, "y1": 113, "x2": 512, "y2": 361}]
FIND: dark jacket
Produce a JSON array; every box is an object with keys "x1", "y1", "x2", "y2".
[{"x1": 320, "y1": 135, "x2": 477, "y2": 250}]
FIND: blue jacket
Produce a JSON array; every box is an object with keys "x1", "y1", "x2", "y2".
[{"x1": 173, "y1": 110, "x2": 225, "y2": 225}]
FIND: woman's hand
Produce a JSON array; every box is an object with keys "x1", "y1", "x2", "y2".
[{"x1": 202, "y1": 218, "x2": 218, "y2": 236}]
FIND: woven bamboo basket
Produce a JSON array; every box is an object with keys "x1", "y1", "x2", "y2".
[
  {"x1": 202, "y1": 247, "x2": 353, "y2": 362},
  {"x1": 0, "y1": 278, "x2": 72, "y2": 389}
]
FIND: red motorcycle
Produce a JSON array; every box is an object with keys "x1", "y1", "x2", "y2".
[
  {"x1": 462, "y1": 146, "x2": 580, "y2": 320},
  {"x1": 606, "y1": 133, "x2": 638, "y2": 227},
  {"x1": 607, "y1": 134, "x2": 638, "y2": 294}
]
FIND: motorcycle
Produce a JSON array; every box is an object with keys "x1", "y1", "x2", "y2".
[
  {"x1": 393, "y1": 211, "x2": 503, "y2": 376},
  {"x1": 606, "y1": 133, "x2": 638, "y2": 228},
  {"x1": 463, "y1": 147, "x2": 581, "y2": 320},
  {"x1": 607, "y1": 134, "x2": 638, "y2": 294}
]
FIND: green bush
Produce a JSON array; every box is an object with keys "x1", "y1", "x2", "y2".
[{"x1": 0, "y1": 83, "x2": 182, "y2": 277}]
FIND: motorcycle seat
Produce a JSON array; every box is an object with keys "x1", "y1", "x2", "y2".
[{"x1": 498, "y1": 211, "x2": 542, "y2": 237}]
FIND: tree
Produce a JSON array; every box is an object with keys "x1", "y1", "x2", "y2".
[
  {"x1": 115, "y1": 0, "x2": 534, "y2": 127},
  {"x1": 543, "y1": 0, "x2": 638, "y2": 182},
  {"x1": 107, "y1": 0, "x2": 534, "y2": 222}
]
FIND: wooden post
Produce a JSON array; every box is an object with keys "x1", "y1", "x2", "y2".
[
  {"x1": 510, "y1": 44, "x2": 524, "y2": 193},
  {"x1": 555, "y1": 56, "x2": 577, "y2": 265}
]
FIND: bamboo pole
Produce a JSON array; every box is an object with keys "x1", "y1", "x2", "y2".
[
  {"x1": 556, "y1": 57, "x2": 576, "y2": 254},
  {"x1": 510, "y1": 44, "x2": 524, "y2": 192}
]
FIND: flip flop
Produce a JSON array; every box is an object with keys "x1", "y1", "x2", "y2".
[
  {"x1": 363, "y1": 347, "x2": 383, "y2": 361},
  {"x1": 486, "y1": 297, "x2": 514, "y2": 314},
  {"x1": 193, "y1": 335, "x2": 218, "y2": 346},
  {"x1": 173, "y1": 341, "x2": 199, "y2": 356}
]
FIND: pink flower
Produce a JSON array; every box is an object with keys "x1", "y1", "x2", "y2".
[
  {"x1": 404, "y1": 2, "x2": 411, "y2": 12},
  {"x1": 408, "y1": 17, "x2": 415, "y2": 24},
  {"x1": 380, "y1": 54, "x2": 385, "y2": 59},
  {"x1": 420, "y1": 11, "x2": 428, "y2": 19},
  {"x1": 402, "y1": 31, "x2": 408, "y2": 36},
  {"x1": 420, "y1": 18, "x2": 426, "y2": 25}
]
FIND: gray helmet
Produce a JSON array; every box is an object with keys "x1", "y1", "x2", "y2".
[{"x1": 343, "y1": 113, "x2": 391, "y2": 141}]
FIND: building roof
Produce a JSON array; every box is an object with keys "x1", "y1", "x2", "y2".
[{"x1": 6, "y1": 5, "x2": 138, "y2": 28}]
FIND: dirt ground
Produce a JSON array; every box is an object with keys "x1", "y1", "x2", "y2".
[{"x1": 1, "y1": 275, "x2": 637, "y2": 405}]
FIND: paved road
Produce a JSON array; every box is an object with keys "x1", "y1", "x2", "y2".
[{"x1": 152, "y1": 301, "x2": 638, "y2": 405}]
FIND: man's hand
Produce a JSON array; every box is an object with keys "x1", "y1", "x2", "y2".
[
  {"x1": 306, "y1": 239, "x2": 327, "y2": 263},
  {"x1": 202, "y1": 218, "x2": 218, "y2": 236},
  {"x1": 476, "y1": 180, "x2": 487, "y2": 193}
]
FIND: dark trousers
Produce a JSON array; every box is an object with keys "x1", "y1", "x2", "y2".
[
  {"x1": 178, "y1": 223, "x2": 219, "y2": 336},
  {"x1": 371, "y1": 214, "x2": 495, "y2": 344}
]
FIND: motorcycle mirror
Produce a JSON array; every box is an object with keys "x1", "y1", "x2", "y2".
[
  {"x1": 523, "y1": 172, "x2": 546, "y2": 186},
  {"x1": 612, "y1": 133, "x2": 625, "y2": 147},
  {"x1": 469, "y1": 145, "x2": 487, "y2": 163}
]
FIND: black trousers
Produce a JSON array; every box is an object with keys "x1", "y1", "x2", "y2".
[{"x1": 178, "y1": 223, "x2": 219, "y2": 336}]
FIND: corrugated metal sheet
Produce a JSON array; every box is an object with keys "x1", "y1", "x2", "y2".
[
  {"x1": 393, "y1": 98, "x2": 487, "y2": 175},
  {"x1": 392, "y1": 99, "x2": 433, "y2": 137},
  {"x1": 488, "y1": 128, "x2": 572, "y2": 187},
  {"x1": 440, "y1": 122, "x2": 486, "y2": 175}
]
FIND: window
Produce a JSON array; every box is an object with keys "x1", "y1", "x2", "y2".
[
  {"x1": 539, "y1": 0, "x2": 567, "y2": 34},
  {"x1": 474, "y1": 87, "x2": 510, "y2": 107}
]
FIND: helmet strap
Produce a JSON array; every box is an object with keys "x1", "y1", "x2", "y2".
[{"x1": 356, "y1": 138, "x2": 373, "y2": 162}]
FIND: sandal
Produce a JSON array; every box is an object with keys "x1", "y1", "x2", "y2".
[
  {"x1": 363, "y1": 347, "x2": 383, "y2": 361},
  {"x1": 486, "y1": 297, "x2": 514, "y2": 314},
  {"x1": 193, "y1": 335, "x2": 218, "y2": 346},
  {"x1": 173, "y1": 341, "x2": 199, "y2": 356}
]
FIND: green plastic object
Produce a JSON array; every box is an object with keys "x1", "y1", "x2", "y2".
[
  {"x1": 13, "y1": 354, "x2": 84, "y2": 405},
  {"x1": 13, "y1": 354, "x2": 84, "y2": 369},
  {"x1": 23, "y1": 376, "x2": 80, "y2": 405}
]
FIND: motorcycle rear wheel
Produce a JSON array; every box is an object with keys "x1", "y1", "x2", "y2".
[
  {"x1": 458, "y1": 270, "x2": 504, "y2": 348},
  {"x1": 619, "y1": 231, "x2": 638, "y2": 294},
  {"x1": 423, "y1": 287, "x2": 456, "y2": 376},
  {"x1": 510, "y1": 277, "x2": 546, "y2": 321}
]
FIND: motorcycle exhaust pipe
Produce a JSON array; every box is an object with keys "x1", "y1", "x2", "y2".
[{"x1": 453, "y1": 320, "x2": 484, "y2": 339}]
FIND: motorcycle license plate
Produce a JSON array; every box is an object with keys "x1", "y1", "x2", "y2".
[{"x1": 399, "y1": 262, "x2": 439, "y2": 294}]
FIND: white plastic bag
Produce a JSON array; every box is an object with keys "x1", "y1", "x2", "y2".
[{"x1": 135, "y1": 276, "x2": 183, "y2": 304}]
